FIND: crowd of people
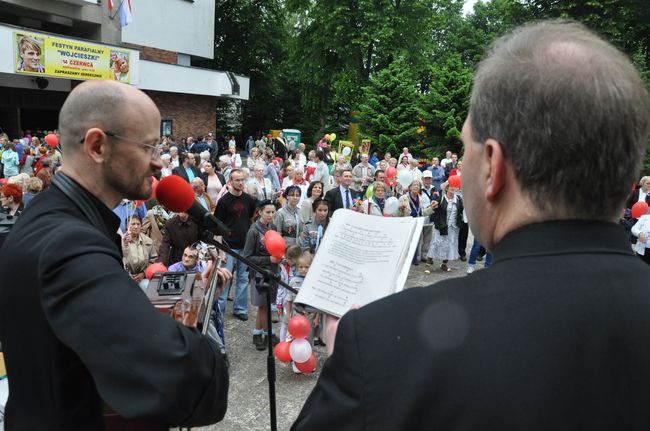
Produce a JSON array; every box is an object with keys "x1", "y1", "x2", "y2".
[{"x1": 3, "y1": 19, "x2": 650, "y2": 430}]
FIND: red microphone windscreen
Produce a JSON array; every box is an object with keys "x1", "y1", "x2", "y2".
[{"x1": 155, "y1": 175, "x2": 195, "y2": 212}]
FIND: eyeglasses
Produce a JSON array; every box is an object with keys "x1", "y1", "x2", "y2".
[{"x1": 80, "y1": 131, "x2": 162, "y2": 159}]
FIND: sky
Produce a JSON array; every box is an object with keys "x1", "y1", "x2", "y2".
[{"x1": 463, "y1": 0, "x2": 478, "y2": 15}]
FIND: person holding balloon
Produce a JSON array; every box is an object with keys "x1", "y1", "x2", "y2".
[
  {"x1": 244, "y1": 199, "x2": 283, "y2": 350},
  {"x1": 121, "y1": 215, "x2": 159, "y2": 285},
  {"x1": 274, "y1": 185, "x2": 306, "y2": 247},
  {"x1": 631, "y1": 202, "x2": 650, "y2": 265},
  {"x1": 427, "y1": 178, "x2": 464, "y2": 272}
]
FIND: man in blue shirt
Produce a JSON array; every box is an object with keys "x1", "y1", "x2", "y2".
[{"x1": 168, "y1": 246, "x2": 204, "y2": 272}]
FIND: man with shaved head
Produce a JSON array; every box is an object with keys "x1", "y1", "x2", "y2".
[
  {"x1": 293, "y1": 21, "x2": 650, "y2": 430},
  {"x1": 0, "y1": 81, "x2": 230, "y2": 430}
]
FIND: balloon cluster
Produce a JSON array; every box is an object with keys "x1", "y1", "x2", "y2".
[
  {"x1": 325, "y1": 133, "x2": 337, "y2": 142},
  {"x1": 273, "y1": 316, "x2": 317, "y2": 374},
  {"x1": 263, "y1": 230, "x2": 286, "y2": 260}
]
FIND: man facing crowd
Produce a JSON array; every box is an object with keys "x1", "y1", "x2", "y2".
[
  {"x1": 0, "y1": 80, "x2": 229, "y2": 430},
  {"x1": 293, "y1": 20, "x2": 650, "y2": 430}
]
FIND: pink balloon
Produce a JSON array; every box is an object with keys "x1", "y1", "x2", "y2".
[
  {"x1": 295, "y1": 352, "x2": 317, "y2": 374},
  {"x1": 386, "y1": 167, "x2": 397, "y2": 178},
  {"x1": 288, "y1": 315, "x2": 310, "y2": 339}
]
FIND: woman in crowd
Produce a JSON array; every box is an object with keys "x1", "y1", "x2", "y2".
[
  {"x1": 19, "y1": 145, "x2": 34, "y2": 175},
  {"x1": 397, "y1": 155, "x2": 410, "y2": 173},
  {"x1": 263, "y1": 149, "x2": 281, "y2": 193},
  {"x1": 301, "y1": 181, "x2": 324, "y2": 223},
  {"x1": 121, "y1": 215, "x2": 158, "y2": 284},
  {"x1": 160, "y1": 154, "x2": 173, "y2": 178},
  {"x1": 204, "y1": 160, "x2": 226, "y2": 205},
  {"x1": 302, "y1": 197, "x2": 331, "y2": 255},
  {"x1": 408, "y1": 158, "x2": 422, "y2": 183},
  {"x1": 427, "y1": 181, "x2": 464, "y2": 272},
  {"x1": 334, "y1": 154, "x2": 352, "y2": 173},
  {"x1": 365, "y1": 181, "x2": 389, "y2": 216},
  {"x1": 244, "y1": 200, "x2": 281, "y2": 350},
  {"x1": 280, "y1": 163, "x2": 295, "y2": 191},
  {"x1": 228, "y1": 143, "x2": 242, "y2": 168},
  {"x1": 398, "y1": 180, "x2": 435, "y2": 265},
  {"x1": 0, "y1": 183, "x2": 23, "y2": 216},
  {"x1": 627, "y1": 176, "x2": 650, "y2": 210},
  {"x1": 198, "y1": 150, "x2": 211, "y2": 172},
  {"x1": 247, "y1": 146, "x2": 262, "y2": 170},
  {"x1": 2, "y1": 142, "x2": 20, "y2": 179},
  {"x1": 169, "y1": 146, "x2": 180, "y2": 169},
  {"x1": 248, "y1": 162, "x2": 275, "y2": 202},
  {"x1": 22, "y1": 177, "x2": 43, "y2": 207},
  {"x1": 274, "y1": 185, "x2": 305, "y2": 247}
]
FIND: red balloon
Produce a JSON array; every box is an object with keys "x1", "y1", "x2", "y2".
[
  {"x1": 386, "y1": 167, "x2": 397, "y2": 178},
  {"x1": 295, "y1": 352, "x2": 317, "y2": 374},
  {"x1": 44, "y1": 133, "x2": 58, "y2": 147},
  {"x1": 144, "y1": 262, "x2": 167, "y2": 280},
  {"x1": 631, "y1": 201, "x2": 649, "y2": 219},
  {"x1": 0, "y1": 178, "x2": 7, "y2": 186},
  {"x1": 288, "y1": 315, "x2": 311, "y2": 339},
  {"x1": 264, "y1": 230, "x2": 286, "y2": 259},
  {"x1": 274, "y1": 340, "x2": 292, "y2": 363},
  {"x1": 448, "y1": 175, "x2": 462, "y2": 188}
]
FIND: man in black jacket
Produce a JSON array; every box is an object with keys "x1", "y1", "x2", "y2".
[
  {"x1": 0, "y1": 80, "x2": 230, "y2": 430},
  {"x1": 172, "y1": 152, "x2": 204, "y2": 184},
  {"x1": 293, "y1": 21, "x2": 650, "y2": 430}
]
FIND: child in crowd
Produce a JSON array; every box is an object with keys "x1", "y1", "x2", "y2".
[
  {"x1": 277, "y1": 245, "x2": 303, "y2": 341},
  {"x1": 302, "y1": 198, "x2": 330, "y2": 254}
]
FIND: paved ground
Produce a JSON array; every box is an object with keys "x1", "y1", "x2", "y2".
[{"x1": 201, "y1": 255, "x2": 482, "y2": 431}]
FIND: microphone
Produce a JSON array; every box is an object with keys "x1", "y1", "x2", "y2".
[{"x1": 156, "y1": 175, "x2": 231, "y2": 237}]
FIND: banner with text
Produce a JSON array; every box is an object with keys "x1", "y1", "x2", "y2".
[{"x1": 13, "y1": 31, "x2": 137, "y2": 83}]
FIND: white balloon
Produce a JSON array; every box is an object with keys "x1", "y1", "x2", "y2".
[
  {"x1": 289, "y1": 338, "x2": 312, "y2": 363},
  {"x1": 384, "y1": 196, "x2": 399, "y2": 216},
  {"x1": 342, "y1": 147, "x2": 351, "y2": 156},
  {"x1": 397, "y1": 170, "x2": 412, "y2": 188}
]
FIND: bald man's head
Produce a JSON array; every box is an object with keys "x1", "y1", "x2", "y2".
[{"x1": 58, "y1": 81, "x2": 159, "y2": 155}]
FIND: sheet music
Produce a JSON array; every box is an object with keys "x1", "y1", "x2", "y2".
[{"x1": 296, "y1": 210, "x2": 422, "y2": 317}]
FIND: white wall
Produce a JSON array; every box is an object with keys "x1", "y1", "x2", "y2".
[
  {"x1": 137, "y1": 60, "x2": 249, "y2": 99},
  {"x1": 121, "y1": 0, "x2": 215, "y2": 59}
]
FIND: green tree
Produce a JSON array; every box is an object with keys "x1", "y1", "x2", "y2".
[{"x1": 358, "y1": 57, "x2": 427, "y2": 154}]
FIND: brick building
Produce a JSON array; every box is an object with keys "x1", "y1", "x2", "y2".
[{"x1": 0, "y1": 0, "x2": 249, "y2": 140}]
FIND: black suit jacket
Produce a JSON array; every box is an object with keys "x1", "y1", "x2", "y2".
[
  {"x1": 293, "y1": 221, "x2": 650, "y2": 430},
  {"x1": 0, "y1": 174, "x2": 228, "y2": 430},
  {"x1": 626, "y1": 188, "x2": 650, "y2": 210},
  {"x1": 324, "y1": 186, "x2": 351, "y2": 215},
  {"x1": 172, "y1": 165, "x2": 205, "y2": 184}
]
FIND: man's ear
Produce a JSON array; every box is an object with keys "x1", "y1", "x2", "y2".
[
  {"x1": 484, "y1": 139, "x2": 507, "y2": 201},
  {"x1": 81, "y1": 128, "x2": 108, "y2": 164}
]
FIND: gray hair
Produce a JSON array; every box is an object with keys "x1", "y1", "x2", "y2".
[{"x1": 469, "y1": 20, "x2": 650, "y2": 220}]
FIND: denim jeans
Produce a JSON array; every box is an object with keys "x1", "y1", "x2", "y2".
[
  {"x1": 217, "y1": 248, "x2": 249, "y2": 315},
  {"x1": 468, "y1": 239, "x2": 493, "y2": 267}
]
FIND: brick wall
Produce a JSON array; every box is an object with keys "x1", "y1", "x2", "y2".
[
  {"x1": 145, "y1": 90, "x2": 217, "y2": 140},
  {"x1": 122, "y1": 43, "x2": 178, "y2": 64}
]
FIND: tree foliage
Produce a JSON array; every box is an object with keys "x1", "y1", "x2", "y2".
[{"x1": 206, "y1": 0, "x2": 650, "y2": 167}]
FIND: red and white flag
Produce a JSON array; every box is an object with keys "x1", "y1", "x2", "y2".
[{"x1": 108, "y1": 0, "x2": 133, "y2": 28}]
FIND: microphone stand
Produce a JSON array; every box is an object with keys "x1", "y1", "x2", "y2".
[{"x1": 198, "y1": 230, "x2": 295, "y2": 431}]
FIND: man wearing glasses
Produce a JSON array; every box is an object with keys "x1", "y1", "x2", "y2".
[{"x1": 0, "y1": 80, "x2": 230, "y2": 429}]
